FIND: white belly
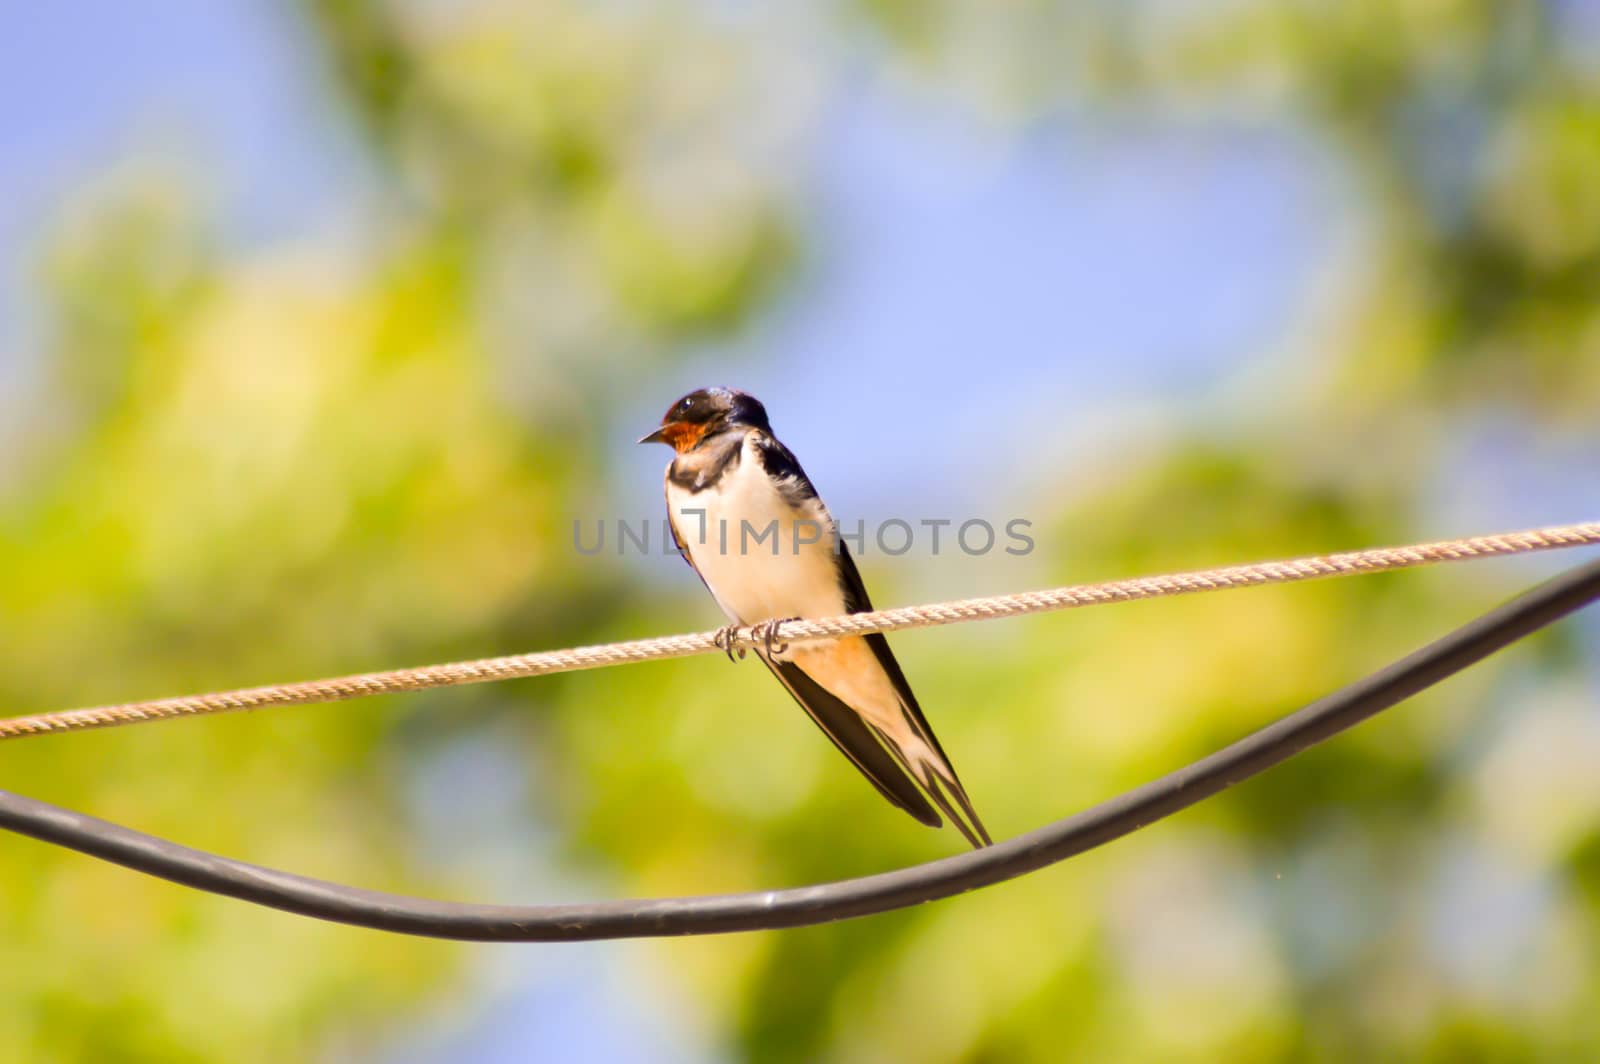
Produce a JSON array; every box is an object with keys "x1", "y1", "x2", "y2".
[
  {"x1": 666, "y1": 438, "x2": 846, "y2": 626},
  {"x1": 666, "y1": 435, "x2": 913, "y2": 732}
]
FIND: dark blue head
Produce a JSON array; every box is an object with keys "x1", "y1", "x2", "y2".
[{"x1": 639, "y1": 387, "x2": 771, "y2": 452}]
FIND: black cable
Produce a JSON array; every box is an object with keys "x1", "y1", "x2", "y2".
[{"x1": 3, "y1": 557, "x2": 1598, "y2": 942}]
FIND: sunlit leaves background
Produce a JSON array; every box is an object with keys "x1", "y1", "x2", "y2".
[{"x1": 0, "y1": 1, "x2": 1597, "y2": 1060}]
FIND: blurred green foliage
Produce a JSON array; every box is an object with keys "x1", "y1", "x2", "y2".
[{"x1": 1, "y1": 1, "x2": 1597, "y2": 1061}]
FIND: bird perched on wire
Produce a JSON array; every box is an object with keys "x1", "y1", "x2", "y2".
[{"x1": 641, "y1": 387, "x2": 990, "y2": 848}]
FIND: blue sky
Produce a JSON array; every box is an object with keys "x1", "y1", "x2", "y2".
[
  {"x1": 652, "y1": 84, "x2": 1334, "y2": 514},
  {"x1": 0, "y1": 4, "x2": 1336, "y2": 514},
  {"x1": 0, "y1": 2, "x2": 361, "y2": 371}
]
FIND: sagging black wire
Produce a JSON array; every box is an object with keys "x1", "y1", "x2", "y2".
[{"x1": 2, "y1": 557, "x2": 1597, "y2": 942}]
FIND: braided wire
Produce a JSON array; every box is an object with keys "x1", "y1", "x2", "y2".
[{"x1": 2, "y1": 520, "x2": 1596, "y2": 740}]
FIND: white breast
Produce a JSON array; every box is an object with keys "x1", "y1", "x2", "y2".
[
  {"x1": 667, "y1": 433, "x2": 914, "y2": 732},
  {"x1": 666, "y1": 434, "x2": 847, "y2": 627}
]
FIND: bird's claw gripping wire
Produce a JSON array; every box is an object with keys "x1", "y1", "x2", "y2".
[
  {"x1": 754, "y1": 617, "x2": 801, "y2": 658},
  {"x1": 713, "y1": 617, "x2": 799, "y2": 661},
  {"x1": 713, "y1": 624, "x2": 747, "y2": 662}
]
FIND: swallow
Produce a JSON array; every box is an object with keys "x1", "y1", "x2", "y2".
[{"x1": 640, "y1": 387, "x2": 991, "y2": 848}]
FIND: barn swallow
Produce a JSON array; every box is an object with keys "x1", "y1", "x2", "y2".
[{"x1": 640, "y1": 387, "x2": 991, "y2": 848}]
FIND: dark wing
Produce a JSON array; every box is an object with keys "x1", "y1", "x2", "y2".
[
  {"x1": 749, "y1": 432, "x2": 821, "y2": 508},
  {"x1": 833, "y1": 538, "x2": 992, "y2": 847},
  {"x1": 757, "y1": 430, "x2": 991, "y2": 846},
  {"x1": 758, "y1": 656, "x2": 943, "y2": 827}
]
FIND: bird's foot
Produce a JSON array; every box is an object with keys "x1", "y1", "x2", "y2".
[
  {"x1": 755, "y1": 617, "x2": 801, "y2": 657},
  {"x1": 713, "y1": 624, "x2": 747, "y2": 662}
]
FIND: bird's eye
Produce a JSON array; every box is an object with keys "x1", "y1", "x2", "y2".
[{"x1": 680, "y1": 398, "x2": 693, "y2": 411}]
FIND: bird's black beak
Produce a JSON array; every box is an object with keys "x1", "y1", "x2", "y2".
[{"x1": 638, "y1": 426, "x2": 669, "y2": 446}]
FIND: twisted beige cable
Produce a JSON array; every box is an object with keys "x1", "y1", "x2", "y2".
[{"x1": 3, "y1": 521, "x2": 1597, "y2": 741}]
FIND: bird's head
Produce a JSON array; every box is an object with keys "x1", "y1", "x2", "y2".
[{"x1": 638, "y1": 387, "x2": 770, "y2": 453}]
